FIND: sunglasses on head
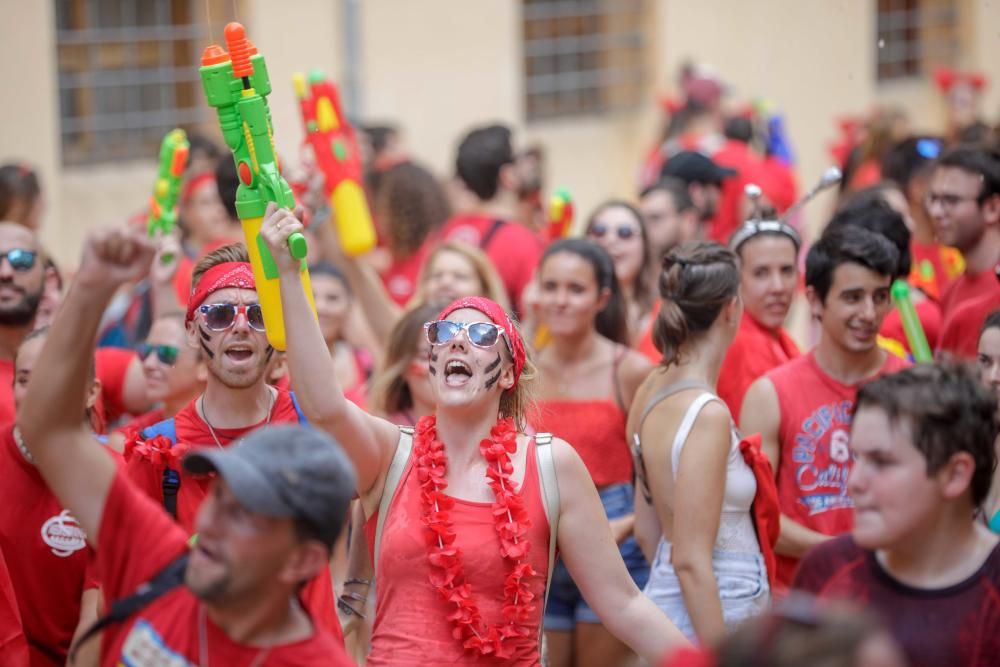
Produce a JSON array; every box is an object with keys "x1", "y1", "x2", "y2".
[
  {"x1": 0, "y1": 249, "x2": 37, "y2": 272},
  {"x1": 137, "y1": 343, "x2": 179, "y2": 366},
  {"x1": 424, "y1": 320, "x2": 509, "y2": 352},
  {"x1": 198, "y1": 303, "x2": 266, "y2": 332},
  {"x1": 588, "y1": 223, "x2": 638, "y2": 241}
]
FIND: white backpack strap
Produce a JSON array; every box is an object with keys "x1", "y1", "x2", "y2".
[
  {"x1": 534, "y1": 433, "x2": 559, "y2": 624},
  {"x1": 373, "y1": 426, "x2": 414, "y2": 576}
]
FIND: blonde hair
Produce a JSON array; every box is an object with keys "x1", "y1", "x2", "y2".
[
  {"x1": 498, "y1": 316, "x2": 537, "y2": 431},
  {"x1": 410, "y1": 241, "x2": 510, "y2": 312},
  {"x1": 191, "y1": 242, "x2": 250, "y2": 288}
]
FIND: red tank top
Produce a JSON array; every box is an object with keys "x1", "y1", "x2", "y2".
[
  {"x1": 364, "y1": 438, "x2": 550, "y2": 666},
  {"x1": 533, "y1": 400, "x2": 631, "y2": 487},
  {"x1": 766, "y1": 351, "x2": 909, "y2": 588}
]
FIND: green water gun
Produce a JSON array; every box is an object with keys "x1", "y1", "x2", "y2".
[
  {"x1": 147, "y1": 129, "x2": 189, "y2": 262},
  {"x1": 891, "y1": 279, "x2": 933, "y2": 363}
]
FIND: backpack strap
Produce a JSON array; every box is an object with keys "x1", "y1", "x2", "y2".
[
  {"x1": 630, "y1": 379, "x2": 712, "y2": 503},
  {"x1": 480, "y1": 218, "x2": 506, "y2": 251},
  {"x1": 141, "y1": 420, "x2": 181, "y2": 520},
  {"x1": 534, "y1": 432, "x2": 559, "y2": 630},
  {"x1": 69, "y1": 553, "x2": 189, "y2": 661},
  {"x1": 289, "y1": 391, "x2": 309, "y2": 425},
  {"x1": 373, "y1": 427, "x2": 414, "y2": 576}
]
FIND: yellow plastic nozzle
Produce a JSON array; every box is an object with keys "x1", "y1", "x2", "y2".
[
  {"x1": 331, "y1": 181, "x2": 376, "y2": 257},
  {"x1": 316, "y1": 97, "x2": 338, "y2": 133},
  {"x1": 292, "y1": 73, "x2": 307, "y2": 100}
]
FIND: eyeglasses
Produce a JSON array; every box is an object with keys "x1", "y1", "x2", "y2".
[
  {"x1": 137, "y1": 343, "x2": 180, "y2": 366},
  {"x1": 198, "y1": 303, "x2": 266, "y2": 332},
  {"x1": 424, "y1": 320, "x2": 509, "y2": 352},
  {"x1": 924, "y1": 192, "x2": 980, "y2": 210},
  {"x1": 0, "y1": 249, "x2": 37, "y2": 272},
  {"x1": 588, "y1": 223, "x2": 638, "y2": 241}
]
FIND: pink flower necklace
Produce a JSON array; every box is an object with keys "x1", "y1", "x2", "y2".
[{"x1": 413, "y1": 415, "x2": 538, "y2": 658}]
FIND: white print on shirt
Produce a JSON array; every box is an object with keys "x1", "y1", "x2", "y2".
[
  {"x1": 121, "y1": 620, "x2": 193, "y2": 667},
  {"x1": 40, "y1": 509, "x2": 88, "y2": 557}
]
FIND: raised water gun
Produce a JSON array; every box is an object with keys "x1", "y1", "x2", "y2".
[
  {"x1": 546, "y1": 188, "x2": 574, "y2": 242},
  {"x1": 199, "y1": 22, "x2": 316, "y2": 351},
  {"x1": 292, "y1": 70, "x2": 376, "y2": 257},
  {"x1": 891, "y1": 279, "x2": 933, "y2": 363},
  {"x1": 147, "y1": 129, "x2": 189, "y2": 262}
]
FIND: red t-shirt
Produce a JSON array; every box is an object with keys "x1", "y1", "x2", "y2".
[
  {"x1": 637, "y1": 301, "x2": 662, "y2": 363},
  {"x1": 938, "y1": 290, "x2": 1000, "y2": 359},
  {"x1": 382, "y1": 247, "x2": 430, "y2": 306},
  {"x1": 878, "y1": 296, "x2": 942, "y2": 356},
  {"x1": 122, "y1": 390, "x2": 343, "y2": 645},
  {"x1": 0, "y1": 545, "x2": 28, "y2": 667},
  {"x1": 0, "y1": 425, "x2": 103, "y2": 666},
  {"x1": 717, "y1": 313, "x2": 800, "y2": 418},
  {"x1": 0, "y1": 359, "x2": 13, "y2": 427},
  {"x1": 440, "y1": 214, "x2": 543, "y2": 315},
  {"x1": 940, "y1": 269, "x2": 1000, "y2": 323},
  {"x1": 793, "y1": 535, "x2": 1000, "y2": 667},
  {"x1": 766, "y1": 351, "x2": 910, "y2": 589},
  {"x1": 910, "y1": 241, "x2": 964, "y2": 302},
  {"x1": 708, "y1": 139, "x2": 763, "y2": 244},
  {"x1": 97, "y1": 468, "x2": 350, "y2": 666},
  {"x1": 95, "y1": 347, "x2": 138, "y2": 427}
]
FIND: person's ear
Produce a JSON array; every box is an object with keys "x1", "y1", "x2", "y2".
[
  {"x1": 595, "y1": 286, "x2": 612, "y2": 313},
  {"x1": 806, "y1": 285, "x2": 824, "y2": 321},
  {"x1": 498, "y1": 162, "x2": 520, "y2": 194},
  {"x1": 186, "y1": 320, "x2": 202, "y2": 351},
  {"x1": 86, "y1": 379, "x2": 102, "y2": 412},
  {"x1": 937, "y1": 451, "x2": 976, "y2": 501},
  {"x1": 279, "y1": 538, "x2": 330, "y2": 586},
  {"x1": 982, "y1": 193, "x2": 1000, "y2": 227}
]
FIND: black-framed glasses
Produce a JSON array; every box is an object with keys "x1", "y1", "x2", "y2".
[
  {"x1": 198, "y1": 303, "x2": 266, "y2": 332},
  {"x1": 0, "y1": 249, "x2": 37, "y2": 272},
  {"x1": 588, "y1": 223, "x2": 638, "y2": 241},
  {"x1": 424, "y1": 320, "x2": 509, "y2": 352},
  {"x1": 924, "y1": 192, "x2": 980, "y2": 210},
  {"x1": 137, "y1": 343, "x2": 180, "y2": 366}
]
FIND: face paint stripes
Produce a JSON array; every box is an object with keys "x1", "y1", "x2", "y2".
[
  {"x1": 484, "y1": 354, "x2": 501, "y2": 374},
  {"x1": 485, "y1": 370, "x2": 501, "y2": 389},
  {"x1": 198, "y1": 326, "x2": 215, "y2": 359}
]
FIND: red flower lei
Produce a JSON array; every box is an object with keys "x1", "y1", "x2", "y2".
[{"x1": 413, "y1": 415, "x2": 538, "y2": 659}]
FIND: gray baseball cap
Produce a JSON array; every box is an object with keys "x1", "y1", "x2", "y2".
[{"x1": 183, "y1": 424, "x2": 356, "y2": 548}]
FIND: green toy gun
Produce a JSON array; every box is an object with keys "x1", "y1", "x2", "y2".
[
  {"x1": 147, "y1": 128, "x2": 189, "y2": 262},
  {"x1": 199, "y1": 22, "x2": 316, "y2": 351},
  {"x1": 890, "y1": 279, "x2": 933, "y2": 363}
]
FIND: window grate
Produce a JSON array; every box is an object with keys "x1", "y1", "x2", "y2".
[
  {"x1": 876, "y1": 0, "x2": 960, "y2": 82},
  {"x1": 523, "y1": 0, "x2": 647, "y2": 121}
]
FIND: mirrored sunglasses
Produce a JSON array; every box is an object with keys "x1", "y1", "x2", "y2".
[
  {"x1": 137, "y1": 343, "x2": 179, "y2": 366},
  {"x1": 198, "y1": 303, "x2": 266, "y2": 332}
]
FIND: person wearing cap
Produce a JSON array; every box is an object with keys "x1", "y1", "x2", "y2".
[
  {"x1": 18, "y1": 227, "x2": 354, "y2": 665},
  {"x1": 262, "y1": 204, "x2": 688, "y2": 665},
  {"x1": 716, "y1": 218, "x2": 801, "y2": 417},
  {"x1": 120, "y1": 241, "x2": 344, "y2": 643},
  {"x1": 660, "y1": 151, "x2": 737, "y2": 233}
]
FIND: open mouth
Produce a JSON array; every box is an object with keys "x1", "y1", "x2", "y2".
[
  {"x1": 224, "y1": 346, "x2": 253, "y2": 362},
  {"x1": 444, "y1": 359, "x2": 473, "y2": 386}
]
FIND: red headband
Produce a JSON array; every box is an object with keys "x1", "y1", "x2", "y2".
[
  {"x1": 181, "y1": 172, "x2": 217, "y2": 206},
  {"x1": 185, "y1": 262, "x2": 256, "y2": 324},
  {"x1": 437, "y1": 296, "x2": 526, "y2": 386}
]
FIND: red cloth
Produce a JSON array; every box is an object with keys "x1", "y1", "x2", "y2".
[
  {"x1": 95, "y1": 347, "x2": 138, "y2": 427},
  {"x1": 766, "y1": 352, "x2": 910, "y2": 590},
  {"x1": 96, "y1": 468, "x2": 350, "y2": 666},
  {"x1": 363, "y1": 438, "x2": 549, "y2": 665},
  {"x1": 738, "y1": 433, "x2": 780, "y2": 588},
  {"x1": 755, "y1": 156, "x2": 798, "y2": 214},
  {"x1": 0, "y1": 546, "x2": 28, "y2": 667},
  {"x1": 940, "y1": 268, "x2": 1000, "y2": 323},
  {"x1": 637, "y1": 300, "x2": 663, "y2": 363},
  {"x1": 910, "y1": 241, "x2": 963, "y2": 301},
  {"x1": 707, "y1": 139, "x2": 763, "y2": 244},
  {"x1": 660, "y1": 646, "x2": 716, "y2": 667},
  {"x1": 122, "y1": 390, "x2": 343, "y2": 645},
  {"x1": 937, "y1": 290, "x2": 1000, "y2": 359},
  {"x1": 113, "y1": 408, "x2": 167, "y2": 437},
  {"x1": 717, "y1": 313, "x2": 800, "y2": 418},
  {"x1": 184, "y1": 261, "x2": 255, "y2": 324},
  {"x1": 879, "y1": 296, "x2": 942, "y2": 356},
  {"x1": 0, "y1": 360, "x2": 13, "y2": 426},
  {"x1": 382, "y1": 247, "x2": 430, "y2": 306},
  {"x1": 793, "y1": 535, "x2": 1000, "y2": 667},
  {"x1": 533, "y1": 399, "x2": 632, "y2": 487},
  {"x1": 0, "y1": 426, "x2": 104, "y2": 666},
  {"x1": 439, "y1": 214, "x2": 543, "y2": 315}
]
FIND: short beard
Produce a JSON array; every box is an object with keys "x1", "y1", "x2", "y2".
[
  {"x1": 186, "y1": 570, "x2": 230, "y2": 602},
  {"x1": 0, "y1": 289, "x2": 42, "y2": 327}
]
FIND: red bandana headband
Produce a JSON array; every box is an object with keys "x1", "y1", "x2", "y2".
[
  {"x1": 181, "y1": 171, "x2": 217, "y2": 206},
  {"x1": 436, "y1": 296, "x2": 526, "y2": 386},
  {"x1": 185, "y1": 261, "x2": 256, "y2": 324}
]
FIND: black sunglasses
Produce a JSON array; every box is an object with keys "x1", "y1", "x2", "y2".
[
  {"x1": 198, "y1": 303, "x2": 266, "y2": 332},
  {"x1": 588, "y1": 223, "x2": 638, "y2": 241},
  {"x1": 137, "y1": 343, "x2": 179, "y2": 366},
  {"x1": 0, "y1": 249, "x2": 37, "y2": 272}
]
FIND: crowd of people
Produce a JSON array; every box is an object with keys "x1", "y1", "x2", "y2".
[{"x1": 0, "y1": 61, "x2": 999, "y2": 667}]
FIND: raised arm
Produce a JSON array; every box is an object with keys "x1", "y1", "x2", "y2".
[
  {"x1": 260, "y1": 204, "x2": 400, "y2": 496},
  {"x1": 740, "y1": 376, "x2": 830, "y2": 558},
  {"x1": 20, "y1": 228, "x2": 155, "y2": 546},
  {"x1": 552, "y1": 439, "x2": 688, "y2": 663}
]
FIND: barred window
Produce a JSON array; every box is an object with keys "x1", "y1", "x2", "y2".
[
  {"x1": 876, "y1": 0, "x2": 960, "y2": 81},
  {"x1": 55, "y1": 0, "x2": 234, "y2": 165},
  {"x1": 523, "y1": 0, "x2": 647, "y2": 121}
]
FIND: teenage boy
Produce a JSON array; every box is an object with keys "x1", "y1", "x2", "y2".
[{"x1": 794, "y1": 362, "x2": 1000, "y2": 667}]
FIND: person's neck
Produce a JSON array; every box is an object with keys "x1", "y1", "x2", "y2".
[
  {"x1": 662, "y1": 335, "x2": 727, "y2": 389},
  {"x1": 877, "y1": 509, "x2": 998, "y2": 589},
  {"x1": 909, "y1": 206, "x2": 936, "y2": 245},
  {"x1": 200, "y1": 378, "x2": 273, "y2": 429},
  {"x1": 812, "y1": 336, "x2": 886, "y2": 386},
  {"x1": 164, "y1": 387, "x2": 203, "y2": 418},
  {"x1": 410, "y1": 395, "x2": 435, "y2": 421},
  {"x1": 0, "y1": 323, "x2": 32, "y2": 361},
  {"x1": 547, "y1": 328, "x2": 600, "y2": 365},
  {"x1": 962, "y1": 231, "x2": 1000, "y2": 275},
  {"x1": 468, "y1": 193, "x2": 518, "y2": 222},
  {"x1": 434, "y1": 406, "x2": 504, "y2": 471},
  {"x1": 206, "y1": 593, "x2": 311, "y2": 646}
]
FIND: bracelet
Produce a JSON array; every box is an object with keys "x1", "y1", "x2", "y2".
[
  {"x1": 344, "y1": 577, "x2": 371, "y2": 587},
  {"x1": 340, "y1": 591, "x2": 367, "y2": 604},
  {"x1": 337, "y1": 596, "x2": 367, "y2": 620}
]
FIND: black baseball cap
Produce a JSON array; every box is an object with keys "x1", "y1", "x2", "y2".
[{"x1": 661, "y1": 151, "x2": 737, "y2": 186}]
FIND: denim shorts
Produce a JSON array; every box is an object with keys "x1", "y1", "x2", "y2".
[
  {"x1": 544, "y1": 482, "x2": 650, "y2": 631},
  {"x1": 643, "y1": 540, "x2": 769, "y2": 640}
]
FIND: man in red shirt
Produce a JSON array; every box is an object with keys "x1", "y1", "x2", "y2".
[
  {"x1": 439, "y1": 124, "x2": 542, "y2": 316},
  {"x1": 717, "y1": 219, "x2": 801, "y2": 417},
  {"x1": 741, "y1": 226, "x2": 909, "y2": 592},
  {"x1": 928, "y1": 145, "x2": 1000, "y2": 321},
  {"x1": 19, "y1": 226, "x2": 354, "y2": 666},
  {"x1": 660, "y1": 151, "x2": 737, "y2": 239},
  {"x1": 639, "y1": 178, "x2": 700, "y2": 261},
  {"x1": 793, "y1": 363, "x2": 1000, "y2": 667},
  {"x1": 937, "y1": 277, "x2": 1000, "y2": 358}
]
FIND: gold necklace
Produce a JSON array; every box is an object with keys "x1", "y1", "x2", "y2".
[{"x1": 199, "y1": 387, "x2": 275, "y2": 449}]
